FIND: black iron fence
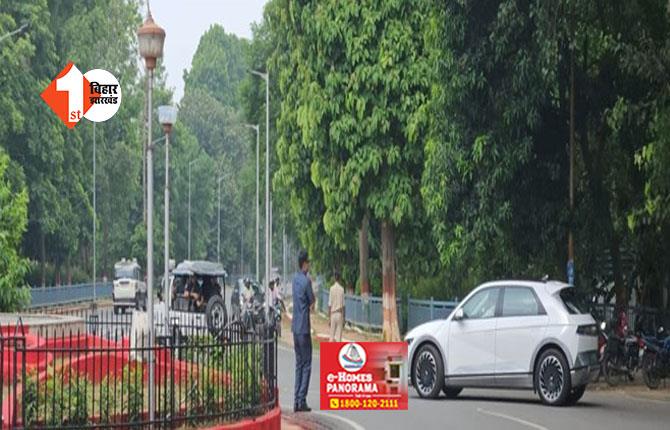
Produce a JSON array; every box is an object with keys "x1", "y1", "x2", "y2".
[{"x1": 0, "y1": 313, "x2": 277, "y2": 429}]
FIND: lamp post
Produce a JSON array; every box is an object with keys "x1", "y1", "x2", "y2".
[
  {"x1": 188, "y1": 159, "x2": 199, "y2": 260},
  {"x1": 92, "y1": 122, "x2": 97, "y2": 305},
  {"x1": 216, "y1": 174, "x2": 231, "y2": 264},
  {"x1": 137, "y1": 7, "x2": 165, "y2": 425},
  {"x1": 249, "y1": 69, "x2": 269, "y2": 313},
  {"x1": 243, "y1": 123, "x2": 260, "y2": 281},
  {"x1": 158, "y1": 105, "x2": 177, "y2": 329}
]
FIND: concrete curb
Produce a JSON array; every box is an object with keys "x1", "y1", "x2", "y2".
[{"x1": 200, "y1": 405, "x2": 281, "y2": 430}]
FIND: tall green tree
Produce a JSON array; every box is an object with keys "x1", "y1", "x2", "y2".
[
  {"x1": 0, "y1": 150, "x2": 30, "y2": 310},
  {"x1": 267, "y1": 0, "x2": 435, "y2": 340}
]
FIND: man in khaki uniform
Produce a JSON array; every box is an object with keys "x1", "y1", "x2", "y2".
[{"x1": 328, "y1": 270, "x2": 345, "y2": 341}]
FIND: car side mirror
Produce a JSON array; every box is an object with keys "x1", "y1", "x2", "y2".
[{"x1": 453, "y1": 308, "x2": 464, "y2": 321}]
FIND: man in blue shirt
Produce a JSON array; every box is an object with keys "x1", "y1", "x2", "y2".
[{"x1": 292, "y1": 250, "x2": 315, "y2": 412}]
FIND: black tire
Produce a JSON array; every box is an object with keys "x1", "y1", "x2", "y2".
[
  {"x1": 113, "y1": 306, "x2": 120, "y2": 315},
  {"x1": 603, "y1": 353, "x2": 620, "y2": 387},
  {"x1": 642, "y1": 352, "x2": 661, "y2": 389},
  {"x1": 412, "y1": 343, "x2": 444, "y2": 399},
  {"x1": 442, "y1": 387, "x2": 462, "y2": 399},
  {"x1": 565, "y1": 385, "x2": 586, "y2": 405},
  {"x1": 205, "y1": 295, "x2": 228, "y2": 337},
  {"x1": 534, "y1": 348, "x2": 571, "y2": 406}
]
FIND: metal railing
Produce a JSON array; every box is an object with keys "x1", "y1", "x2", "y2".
[
  {"x1": 29, "y1": 283, "x2": 113, "y2": 308},
  {"x1": 317, "y1": 285, "x2": 458, "y2": 332},
  {"x1": 407, "y1": 298, "x2": 458, "y2": 331},
  {"x1": 317, "y1": 286, "x2": 402, "y2": 330},
  {"x1": 0, "y1": 315, "x2": 277, "y2": 429}
]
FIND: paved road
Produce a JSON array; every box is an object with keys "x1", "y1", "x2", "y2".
[
  {"x1": 52, "y1": 300, "x2": 669, "y2": 430},
  {"x1": 277, "y1": 342, "x2": 668, "y2": 430}
]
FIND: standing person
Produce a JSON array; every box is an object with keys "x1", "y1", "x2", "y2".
[
  {"x1": 292, "y1": 250, "x2": 314, "y2": 412},
  {"x1": 328, "y1": 270, "x2": 345, "y2": 342}
]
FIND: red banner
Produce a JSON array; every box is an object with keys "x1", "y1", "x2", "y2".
[{"x1": 320, "y1": 342, "x2": 408, "y2": 410}]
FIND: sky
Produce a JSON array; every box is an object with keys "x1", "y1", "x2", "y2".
[{"x1": 148, "y1": 0, "x2": 267, "y2": 101}]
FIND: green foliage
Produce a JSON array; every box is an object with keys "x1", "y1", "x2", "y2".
[
  {"x1": 26, "y1": 370, "x2": 91, "y2": 427},
  {"x1": 0, "y1": 149, "x2": 30, "y2": 310},
  {"x1": 121, "y1": 364, "x2": 143, "y2": 423}
]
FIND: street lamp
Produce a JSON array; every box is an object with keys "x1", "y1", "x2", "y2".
[
  {"x1": 137, "y1": 6, "x2": 165, "y2": 425},
  {"x1": 243, "y1": 123, "x2": 260, "y2": 281},
  {"x1": 216, "y1": 173, "x2": 232, "y2": 264},
  {"x1": 188, "y1": 159, "x2": 199, "y2": 260},
  {"x1": 158, "y1": 105, "x2": 177, "y2": 329},
  {"x1": 249, "y1": 68, "x2": 270, "y2": 313},
  {"x1": 92, "y1": 122, "x2": 97, "y2": 306}
]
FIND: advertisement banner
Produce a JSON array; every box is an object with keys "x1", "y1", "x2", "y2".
[{"x1": 320, "y1": 342, "x2": 408, "y2": 410}]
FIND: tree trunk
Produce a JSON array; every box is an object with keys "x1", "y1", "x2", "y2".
[
  {"x1": 577, "y1": 124, "x2": 626, "y2": 307},
  {"x1": 359, "y1": 213, "x2": 370, "y2": 296},
  {"x1": 381, "y1": 220, "x2": 400, "y2": 341}
]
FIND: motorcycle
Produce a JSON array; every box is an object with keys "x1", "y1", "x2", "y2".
[
  {"x1": 601, "y1": 320, "x2": 645, "y2": 386},
  {"x1": 640, "y1": 326, "x2": 670, "y2": 389},
  {"x1": 239, "y1": 278, "x2": 266, "y2": 333},
  {"x1": 269, "y1": 289, "x2": 286, "y2": 337}
]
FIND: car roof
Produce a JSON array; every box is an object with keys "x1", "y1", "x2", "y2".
[
  {"x1": 476, "y1": 279, "x2": 570, "y2": 295},
  {"x1": 114, "y1": 260, "x2": 140, "y2": 269},
  {"x1": 173, "y1": 260, "x2": 228, "y2": 277}
]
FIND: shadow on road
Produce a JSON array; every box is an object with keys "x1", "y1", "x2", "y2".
[{"x1": 409, "y1": 393, "x2": 600, "y2": 408}]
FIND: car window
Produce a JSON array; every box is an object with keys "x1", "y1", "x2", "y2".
[
  {"x1": 461, "y1": 288, "x2": 499, "y2": 319},
  {"x1": 559, "y1": 287, "x2": 588, "y2": 314},
  {"x1": 502, "y1": 287, "x2": 543, "y2": 316}
]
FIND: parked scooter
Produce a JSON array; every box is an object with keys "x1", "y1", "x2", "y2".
[
  {"x1": 601, "y1": 311, "x2": 645, "y2": 386},
  {"x1": 640, "y1": 326, "x2": 670, "y2": 389}
]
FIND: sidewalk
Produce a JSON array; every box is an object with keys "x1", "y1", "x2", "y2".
[
  {"x1": 281, "y1": 416, "x2": 305, "y2": 429},
  {"x1": 280, "y1": 301, "x2": 381, "y2": 349},
  {"x1": 589, "y1": 380, "x2": 670, "y2": 402}
]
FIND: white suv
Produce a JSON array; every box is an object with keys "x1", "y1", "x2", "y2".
[{"x1": 405, "y1": 280, "x2": 599, "y2": 405}]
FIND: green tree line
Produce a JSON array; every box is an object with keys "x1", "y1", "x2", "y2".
[
  {"x1": 0, "y1": 0, "x2": 256, "y2": 310},
  {"x1": 243, "y1": 0, "x2": 670, "y2": 340}
]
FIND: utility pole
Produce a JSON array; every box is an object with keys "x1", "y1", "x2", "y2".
[
  {"x1": 188, "y1": 159, "x2": 198, "y2": 260},
  {"x1": 92, "y1": 121, "x2": 97, "y2": 303},
  {"x1": 249, "y1": 68, "x2": 270, "y2": 315},
  {"x1": 567, "y1": 3, "x2": 576, "y2": 286},
  {"x1": 244, "y1": 124, "x2": 260, "y2": 281}
]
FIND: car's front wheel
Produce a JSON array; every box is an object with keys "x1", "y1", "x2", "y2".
[
  {"x1": 535, "y1": 348, "x2": 571, "y2": 406},
  {"x1": 413, "y1": 343, "x2": 444, "y2": 399}
]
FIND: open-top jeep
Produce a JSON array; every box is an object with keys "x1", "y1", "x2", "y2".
[{"x1": 170, "y1": 260, "x2": 228, "y2": 336}]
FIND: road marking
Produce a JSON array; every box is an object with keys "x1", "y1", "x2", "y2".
[
  {"x1": 310, "y1": 411, "x2": 366, "y2": 430},
  {"x1": 477, "y1": 408, "x2": 549, "y2": 430}
]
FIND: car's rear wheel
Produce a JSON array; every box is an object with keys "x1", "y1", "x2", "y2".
[
  {"x1": 442, "y1": 387, "x2": 462, "y2": 399},
  {"x1": 535, "y1": 348, "x2": 571, "y2": 406},
  {"x1": 413, "y1": 344, "x2": 444, "y2": 399},
  {"x1": 565, "y1": 385, "x2": 586, "y2": 405}
]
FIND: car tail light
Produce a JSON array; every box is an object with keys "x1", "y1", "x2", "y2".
[{"x1": 577, "y1": 324, "x2": 598, "y2": 336}]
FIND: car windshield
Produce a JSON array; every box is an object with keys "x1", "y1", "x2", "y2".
[
  {"x1": 559, "y1": 288, "x2": 588, "y2": 314},
  {"x1": 115, "y1": 266, "x2": 136, "y2": 279}
]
